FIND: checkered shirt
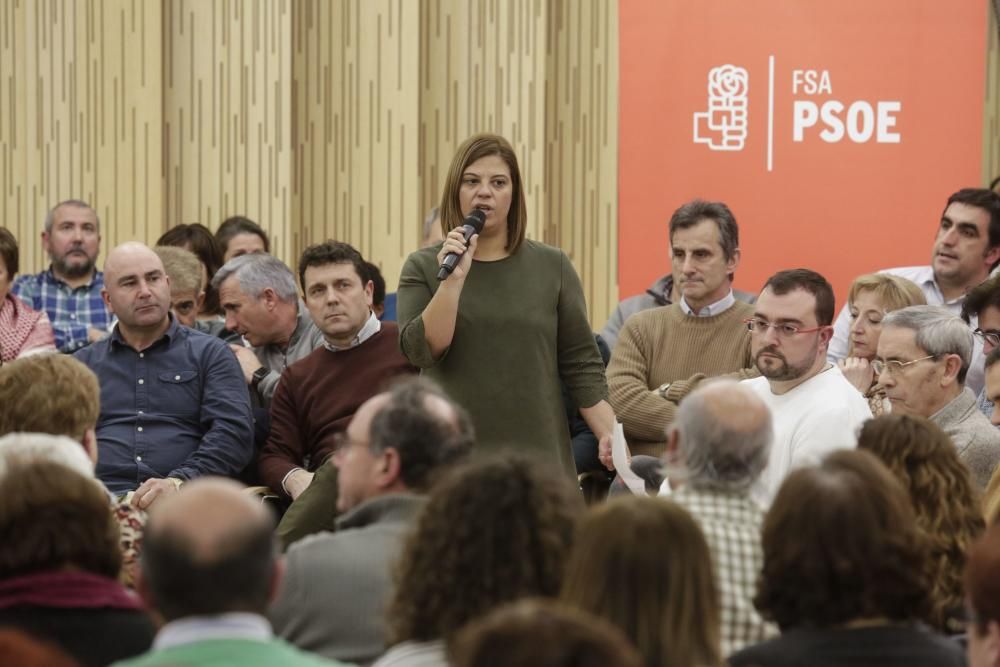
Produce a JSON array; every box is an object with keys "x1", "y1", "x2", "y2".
[
  {"x1": 12, "y1": 268, "x2": 113, "y2": 353},
  {"x1": 672, "y1": 485, "x2": 778, "y2": 656}
]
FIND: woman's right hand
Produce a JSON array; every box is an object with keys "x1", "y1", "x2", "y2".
[
  {"x1": 437, "y1": 228, "x2": 478, "y2": 282},
  {"x1": 838, "y1": 356, "x2": 874, "y2": 393}
]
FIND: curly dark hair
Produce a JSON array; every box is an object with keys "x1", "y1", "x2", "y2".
[
  {"x1": 386, "y1": 455, "x2": 582, "y2": 645},
  {"x1": 755, "y1": 449, "x2": 933, "y2": 630},
  {"x1": 297, "y1": 240, "x2": 367, "y2": 293},
  {"x1": 858, "y1": 414, "x2": 984, "y2": 632}
]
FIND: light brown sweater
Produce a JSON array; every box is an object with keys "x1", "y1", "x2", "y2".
[{"x1": 608, "y1": 301, "x2": 756, "y2": 452}]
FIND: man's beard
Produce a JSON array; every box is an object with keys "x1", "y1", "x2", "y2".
[
  {"x1": 754, "y1": 342, "x2": 816, "y2": 382},
  {"x1": 52, "y1": 250, "x2": 96, "y2": 279}
]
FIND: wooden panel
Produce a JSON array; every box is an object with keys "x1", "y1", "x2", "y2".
[
  {"x1": 292, "y1": 0, "x2": 420, "y2": 291},
  {"x1": 545, "y1": 0, "x2": 618, "y2": 327},
  {"x1": 1, "y1": 0, "x2": 163, "y2": 274},
  {"x1": 163, "y1": 0, "x2": 292, "y2": 260},
  {"x1": 985, "y1": 0, "x2": 1000, "y2": 185}
]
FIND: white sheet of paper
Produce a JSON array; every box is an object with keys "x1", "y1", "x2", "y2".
[{"x1": 611, "y1": 421, "x2": 646, "y2": 495}]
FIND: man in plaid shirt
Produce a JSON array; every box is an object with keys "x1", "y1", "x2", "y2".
[
  {"x1": 661, "y1": 379, "x2": 778, "y2": 656},
  {"x1": 13, "y1": 199, "x2": 113, "y2": 352}
]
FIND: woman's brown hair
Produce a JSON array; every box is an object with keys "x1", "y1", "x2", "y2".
[
  {"x1": 386, "y1": 455, "x2": 581, "y2": 645},
  {"x1": 858, "y1": 414, "x2": 984, "y2": 631},
  {"x1": 560, "y1": 496, "x2": 721, "y2": 667},
  {"x1": 438, "y1": 134, "x2": 528, "y2": 254},
  {"x1": 755, "y1": 449, "x2": 933, "y2": 630}
]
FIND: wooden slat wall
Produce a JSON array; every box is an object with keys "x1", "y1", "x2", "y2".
[
  {"x1": 291, "y1": 0, "x2": 420, "y2": 290},
  {"x1": 1, "y1": 0, "x2": 163, "y2": 271},
  {"x1": 2, "y1": 0, "x2": 618, "y2": 326},
  {"x1": 985, "y1": 0, "x2": 1000, "y2": 185},
  {"x1": 163, "y1": 0, "x2": 292, "y2": 257}
]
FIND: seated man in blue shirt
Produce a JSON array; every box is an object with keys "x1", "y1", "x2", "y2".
[{"x1": 75, "y1": 242, "x2": 253, "y2": 509}]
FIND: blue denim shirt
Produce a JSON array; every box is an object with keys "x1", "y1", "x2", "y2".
[{"x1": 75, "y1": 317, "x2": 254, "y2": 494}]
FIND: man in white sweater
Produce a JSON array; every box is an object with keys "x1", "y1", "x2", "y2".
[{"x1": 742, "y1": 269, "x2": 872, "y2": 505}]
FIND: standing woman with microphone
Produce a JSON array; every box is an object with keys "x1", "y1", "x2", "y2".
[{"x1": 398, "y1": 134, "x2": 617, "y2": 477}]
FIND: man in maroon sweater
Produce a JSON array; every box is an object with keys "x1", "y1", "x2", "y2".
[{"x1": 259, "y1": 241, "x2": 416, "y2": 500}]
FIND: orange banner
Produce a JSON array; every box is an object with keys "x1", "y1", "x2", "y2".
[{"x1": 619, "y1": 0, "x2": 989, "y2": 306}]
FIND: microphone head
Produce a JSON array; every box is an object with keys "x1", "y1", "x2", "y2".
[{"x1": 465, "y1": 208, "x2": 487, "y2": 232}]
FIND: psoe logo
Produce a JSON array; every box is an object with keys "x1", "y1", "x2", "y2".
[{"x1": 693, "y1": 65, "x2": 749, "y2": 151}]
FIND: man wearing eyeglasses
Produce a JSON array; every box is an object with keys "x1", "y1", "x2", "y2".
[
  {"x1": 876, "y1": 305, "x2": 1000, "y2": 489},
  {"x1": 962, "y1": 274, "x2": 1000, "y2": 418},
  {"x1": 742, "y1": 269, "x2": 872, "y2": 505},
  {"x1": 828, "y1": 188, "x2": 1000, "y2": 397}
]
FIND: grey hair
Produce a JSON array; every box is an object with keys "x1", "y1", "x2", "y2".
[
  {"x1": 667, "y1": 380, "x2": 772, "y2": 492},
  {"x1": 0, "y1": 432, "x2": 95, "y2": 480},
  {"x1": 882, "y1": 305, "x2": 973, "y2": 385},
  {"x1": 211, "y1": 252, "x2": 298, "y2": 303},
  {"x1": 44, "y1": 199, "x2": 99, "y2": 234}
]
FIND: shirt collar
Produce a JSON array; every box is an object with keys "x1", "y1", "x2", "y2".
[
  {"x1": 679, "y1": 289, "x2": 736, "y2": 317},
  {"x1": 153, "y1": 612, "x2": 272, "y2": 650},
  {"x1": 323, "y1": 310, "x2": 380, "y2": 352},
  {"x1": 110, "y1": 313, "x2": 180, "y2": 348}
]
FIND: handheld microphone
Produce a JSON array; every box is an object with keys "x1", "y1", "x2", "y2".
[{"x1": 437, "y1": 209, "x2": 486, "y2": 280}]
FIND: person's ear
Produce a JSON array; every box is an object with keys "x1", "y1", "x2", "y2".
[
  {"x1": 940, "y1": 353, "x2": 963, "y2": 387},
  {"x1": 376, "y1": 447, "x2": 401, "y2": 488},
  {"x1": 101, "y1": 287, "x2": 114, "y2": 314},
  {"x1": 726, "y1": 248, "x2": 741, "y2": 274},
  {"x1": 81, "y1": 428, "x2": 99, "y2": 466}
]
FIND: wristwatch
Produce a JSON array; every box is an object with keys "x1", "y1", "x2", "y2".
[
  {"x1": 251, "y1": 367, "x2": 269, "y2": 393},
  {"x1": 657, "y1": 382, "x2": 672, "y2": 399}
]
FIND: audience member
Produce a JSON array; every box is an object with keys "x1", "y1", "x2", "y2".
[
  {"x1": 374, "y1": 455, "x2": 582, "y2": 667},
  {"x1": 216, "y1": 215, "x2": 270, "y2": 262},
  {"x1": 261, "y1": 241, "x2": 415, "y2": 500},
  {"x1": 0, "y1": 228, "x2": 55, "y2": 361},
  {"x1": 836, "y1": 273, "x2": 926, "y2": 414},
  {"x1": 730, "y1": 450, "x2": 964, "y2": 667},
  {"x1": 271, "y1": 378, "x2": 474, "y2": 665},
  {"x1": 214, "y1": 253, "x2": 322, "y2": 406},
  {"x1": 118, "y1": 478, "x2": 348, "y2": 667},
  {"x1": 608, "y1": 200, "x2": 755, "y2": 456},
  {"x1": 0, "y1": 356, "x2": 146, "y2": 583},
  {"x1": 743, "y1": 269, "x2": 871, "y2": 504},
  {"x1": 982, "y1": 349, "x2": 1000, "y2": 521},
  {"x1": 829, "y1": 188, "x2": 1000, "y2": 396},
  {"x1": 963, "y1": 273, "x2": 1000, "y2": 416},
  {"x1": 966, "y1": 521, "x2": 1000, "y2": 667},
  {"x1": 875, "y1": 305, "x2": 1000, "y2": 488},
  {"x1": 156, "y1": 223, "x2": 225, "y2": 318},
  {"x1": 397, "y1": 133, "x2": 615, "y2": 479},
  {"x1": 660, "y1": 380, "x2": 777, "y2": 654},
  {"x1": 366, "y1": 260, "x2": 388, "y2": 319},
  {"x1": 561, "y1": 496, "x2": 721, "y2": 667},
  {"x1": 13, "y1": 199, "x2": 112, "y2": 352},
  {"x1": 600, "y1": 204, "x2": 756, "y2": 351},
  {"x1": 0, "y1": 460, "x2": 155, "y2": 666},
  {"x1": 75, "y1": 242, "x2": 253, "y2": 505},
  {"x1": 858, "y1": 414, "x2": 984, "y2": 633},
  {"x1": 450, "y1": 599, "x2": 643, "y2": 667},
  {"x1": 153, "y1": 245, "x2": 204, "y2": 328}
]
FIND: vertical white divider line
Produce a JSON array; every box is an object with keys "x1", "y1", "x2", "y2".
[{"x1": 767, "y1": 55, "x2": 775, "y2": 172}]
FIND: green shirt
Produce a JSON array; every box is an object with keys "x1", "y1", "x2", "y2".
[
  {"x1": 111, "y1": 637, "x2": 350, "y2": 667},
  {"x1": 398, "y1": 239, "x2": 607, "y2": 477}
]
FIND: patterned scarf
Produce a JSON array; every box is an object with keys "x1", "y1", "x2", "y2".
[{"x1": 0, "y1": 293, "x2": 45, "y2": 362}]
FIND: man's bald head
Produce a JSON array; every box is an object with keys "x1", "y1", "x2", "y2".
[
  {"x1": 140, "y1": 478, "x2": 277, "y2": 621},
  {"x1": 101, "y1": 242, "x2": 172, "y2": 334},
  {"x1": 670, "y1": 380, "x2": 773, "y2": 491}
]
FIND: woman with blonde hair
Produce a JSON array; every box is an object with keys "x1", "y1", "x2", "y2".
[
  {"x1": 858, "y1": 414, "x2": 985, "y2": 634},
  {"x1": 560, "y1": 496, "x2": 721, "y2": 667},
  {"x1": 837, "y1": 273, "x2": 926, "y2": 414},
  {"x1": 397, "y1": 134, "x2": 617, "y2": 478}
]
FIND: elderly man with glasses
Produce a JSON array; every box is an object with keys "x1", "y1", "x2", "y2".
[
  {"x1": 740, "y1": 269, "x2": 872, "y2": 506},
  {"x1": 876, "y1": 305, "x2": 1000, "y2": 489}
]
